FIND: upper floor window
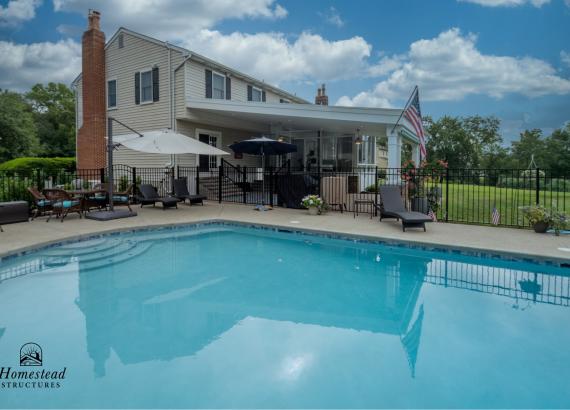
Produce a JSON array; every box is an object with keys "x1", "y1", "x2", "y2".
[
  {"x1": 205, "y1": 69, "x2": 230, "y2": 100},
  {"x1": 141, "y1": 70, "x2": 153, "y2": 103},
  {"x1": 212, "y1": 72, "x2": 225, "y2": 99},
  {"x1": 135, "y1": 67, "x2": 159, "y2": 105},
  {"x1": 107, "y1": 79, "x2": 117, "y2": 109},
  {"x1": 247, "y1": 85, "x2": 266, "y2": 102}
]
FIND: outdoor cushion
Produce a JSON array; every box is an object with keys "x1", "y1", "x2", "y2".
[
  {"x1": 37, "y1": 199, "x2": 51, "y2": 207},
  {"x1": 112, "y1": 195, "x2": 129, "y2": 202},
  {"x1": 53, "y1": 200, "x2": 80, "y2": 209}
]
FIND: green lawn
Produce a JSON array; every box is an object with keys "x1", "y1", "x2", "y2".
[{"x1": 439, "y1": 183, "x2": 570, "y2": 226}]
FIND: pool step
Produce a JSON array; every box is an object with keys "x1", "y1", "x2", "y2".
[
  {"x1": 78, "y1": 242, "x2": 154, "y2": 272},
  {"x1": 39, "y1": 238, "x2": 123, "y2": 257}
]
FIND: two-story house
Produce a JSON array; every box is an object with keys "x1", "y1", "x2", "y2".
[{"x1": 73, "y1": 10, "x2": 418, "y2": 179}]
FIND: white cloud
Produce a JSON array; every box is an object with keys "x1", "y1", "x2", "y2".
[
  {"x1": 561, "y1": 51, "x2": 570, "y2": 67},
  {"x1": 0, "y1": 39, "x2": 81, "y2": 91},
  {"x1": 319, "y1": 6, "x2": 344, "y2": 28},
  {"x1": 53, "y1": 0, "x2": 289, "y2": 41},
  {"x1": 0, "y1": 0, "x2": 41, "y2": 26},
  {"x1": 458, "y1": 0, "x2": 550, "y2": 7},
  {"x1": 187, "y1": 30, "x2": 372, "y2": 84},
  {"x1": 336, "y1": 28, "x2": 570, "y2": 107}
]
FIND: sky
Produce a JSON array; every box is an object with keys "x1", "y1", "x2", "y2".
[{"x1": 0, "y1": 0, "x2": 569, "y2": 143}]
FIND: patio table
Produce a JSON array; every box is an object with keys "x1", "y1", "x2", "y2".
[{"x1": 66, "y1": 189, "x2": 107, "y2": 211}]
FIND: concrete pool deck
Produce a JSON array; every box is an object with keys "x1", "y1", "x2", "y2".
[{"x1": 0, "y1": 202, "x2": 569, "y2": 262}]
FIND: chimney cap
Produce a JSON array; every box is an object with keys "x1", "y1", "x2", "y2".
[{"x1": 88, "y1": 9, "x2": 101, "y2": 30}]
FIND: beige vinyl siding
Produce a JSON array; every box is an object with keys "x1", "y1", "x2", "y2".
[
  {"x1": 184, "y1": 59, "x2": 298, "y2": 104},
  {"x1": 75, "y1": 80, "x2": 83, "y2": 130},
  {"x1": 106, "y1": 32, "x2": 186, "y2": 167}
]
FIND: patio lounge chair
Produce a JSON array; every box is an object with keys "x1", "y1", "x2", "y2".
[
  {"x1": 27, "y1": 187, "x2": 53, "y2": 219},
  {"x1": 138, "y1": 184, "x2": 178, "y2": 209},
  {"x1": 376, "y1": 185, "x2": 432, "y2": 232},
  {"x1": 173, "y1": 178, "x2": 206, "y2": 205},
  {"x1": 43, "y1": 189, "x2": 82, "y2": 222}
]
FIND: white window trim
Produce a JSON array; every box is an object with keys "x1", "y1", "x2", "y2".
[
  {"x1": 251, "y1": 85, "x2": 263, "y2": 102},
  {"x1": 195, "y1": 128, "x2": 223, "y2": 167},
  {"x1": 107, "y1": 78, "x2": 118, "y2": 110},
  {"x1": 139, "y1": 68, "x2": 153, "y2": 105},
  {"x1": 211, "y1": 70, "x2": 226, "y2": 100}
]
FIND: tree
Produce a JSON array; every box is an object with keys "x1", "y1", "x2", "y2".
[
  {"x1": 543, "y1": 124, "x2": 570, "y2": 174},
  {"x1": 510, "y1": 129, "x2": 546, "y2": 169},
  {"x1": 0, "y1": 90, "x2": 39, "y2": 163},
  {"x1": 26, "y1": 83, "x2": 76, "y2": 157}
]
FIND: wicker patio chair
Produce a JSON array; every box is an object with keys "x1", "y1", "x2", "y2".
[
  {"x1": 27, "y1": 187, "x2": 53, "y2": 220},
  {"x1": 43, "y1": 189, "x2": 83, "y2": 222}
]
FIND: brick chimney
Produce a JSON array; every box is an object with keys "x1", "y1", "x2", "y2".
[
  {"x1": 77, "y1": 10, "x2": 106, "y2": 170},
  {"x1": 315, "y1": 83, "x2": 328, "y2": 106}
]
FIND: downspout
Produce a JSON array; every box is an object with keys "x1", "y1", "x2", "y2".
[{"x1": 172, "y1": 53, "x2": 192, "y2": 132}]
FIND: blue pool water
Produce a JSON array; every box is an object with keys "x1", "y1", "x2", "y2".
[{"x1": 0, "y1": 223, "x2": 569, "y2": 408}]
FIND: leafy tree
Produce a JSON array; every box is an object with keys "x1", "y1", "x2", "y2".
[
  {"x1": 510, "y1": 129, "x2": 546, "y2": 169},
  {"x1": 0, "y1": 89, "x2": 39, "y2": 163},
  {"x1": 26, "y1": 83, "x2": 76, "y2": 157},
  {"x1": 543, "y1": 124, "x2": 570, "y2": 174}
]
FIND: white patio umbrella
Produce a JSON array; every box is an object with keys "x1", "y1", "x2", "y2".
[{"x1": 114, "y1": 129, "x2": 229, "y2": 156}]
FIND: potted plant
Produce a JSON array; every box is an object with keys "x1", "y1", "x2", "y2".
[
  {"x1": 522, "y1": 205, "x2": 551, "y2": 233},
  {"x1": 551, "y1": 209, "x2": 568, "y2": 236},
  {"x1": 301, "y1": 195, "x2": 324, "y2": 215}
]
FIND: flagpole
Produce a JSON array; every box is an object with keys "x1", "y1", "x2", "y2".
[{"x1": 390, "y1": 85, "x2": 418, "y2": 134}]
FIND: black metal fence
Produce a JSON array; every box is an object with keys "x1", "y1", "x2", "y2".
[{"x1": 1, "y1": 164, "x2": 568, "y2": 228}]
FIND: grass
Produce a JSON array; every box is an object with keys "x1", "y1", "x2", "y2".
[{"x1": 439, "y1": 183, "x2": 570, "y2": 227}]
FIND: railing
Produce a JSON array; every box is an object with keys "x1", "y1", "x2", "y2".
[{"x1": 1, "y1": 166, "x2": 568, "y2": 228}]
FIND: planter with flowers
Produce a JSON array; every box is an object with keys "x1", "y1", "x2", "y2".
[
  {"x1": 522, "y1": 205, "x2": 552, "y2": 233},
  {"x1": 301, "y1": 195, "x2": 324, "y2": 215}
]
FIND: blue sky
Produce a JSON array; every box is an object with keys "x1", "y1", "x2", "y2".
[{"x1": 1, "y1": 0, "x2": 569, "y2": 143}]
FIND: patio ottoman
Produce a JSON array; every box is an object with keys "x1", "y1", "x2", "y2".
[{"x1": 0, "y1": 201, "x2": 29, "y2": 231}]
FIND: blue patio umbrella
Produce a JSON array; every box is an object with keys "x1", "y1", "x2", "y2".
[{"x1": 229, "y1": 136, "x2": 297, "y2": 209}]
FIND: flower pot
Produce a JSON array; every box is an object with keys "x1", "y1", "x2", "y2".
[
  {"x1": 533, "y1": 221, "x2": 549, "y2": 233},
  {"x1": 307, "y1": 206, "x2": 319, "y2": 215},
  {"x1": 411, "y1": 197, "x2": 429, "y2": 214}
]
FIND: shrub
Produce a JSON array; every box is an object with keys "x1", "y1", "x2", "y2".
[{"x1": 0, "y1": 157, "x2": 76, "y2": 172}]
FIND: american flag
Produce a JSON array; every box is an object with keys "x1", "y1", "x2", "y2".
[
  {"x1": 403, "y1": 86, "x2": 427, "y2": 159},
  {"x1": 428, "y1": 207, "x2": 437, "y2": 222},
  {"x1": 491, "y1": 206, "x2": 500, "y2": 225}
]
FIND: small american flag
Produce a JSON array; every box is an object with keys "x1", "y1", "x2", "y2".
[
  {"x1": 403, "y1": 86, "x2": 427, "y2": 159},
  {"x1": 428, "y1": 208, "x2": 437, "y2": 222},
  {"x1": 491, "y1": 206, "x2": 500, "y2": 225}
]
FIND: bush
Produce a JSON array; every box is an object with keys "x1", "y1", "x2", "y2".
[
  {"x1": 497, "y1": 176, "x2": 570, "y2": 192},
  {"x1": 0, "y1": 157, "x2": 76, "y2": 172}
]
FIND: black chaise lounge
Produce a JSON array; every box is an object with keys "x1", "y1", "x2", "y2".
[
  {"x1": 173, "y1": 178, "x2": 207, "y2": 205},
  {"x1": 138, "y1": 184, "x2": 178, "y2": 209},
  {"x1": 376, "y1": 185, "x2": 432, "y2": 232}
]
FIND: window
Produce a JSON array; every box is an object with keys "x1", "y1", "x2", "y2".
[
  {"x1": 251, "y1": 86, "x2": 262, "y2": 102},
  {"x1": 358, "y1": 135, "x2": 376, "y2": 165},
  {"x1": 107, "y1": 79, "x2": 117, "y2": 109},
  {"x1": 118, "y1": 33, "x2": 124, "y2": 49},
  {"x1": 140, "y1": 70, "x2": 153, "y2": 103},
  {"x1": 212, "y1": 72, "x2": 225, "y2": 99}
]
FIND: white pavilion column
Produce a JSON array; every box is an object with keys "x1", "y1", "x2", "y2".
[
  {"x1": 387, "y1": 129, "x2": 402, "y2": 184},
  {"x1": 411, "y1": 143, "x2": 421, "y2": 165}
]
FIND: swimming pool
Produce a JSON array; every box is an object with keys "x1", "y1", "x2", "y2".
[{"x1": 0, "y1": 222, "x2": 569, "y2": 408}]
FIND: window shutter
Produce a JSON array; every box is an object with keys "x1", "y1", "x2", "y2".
[
  {"x1": 205, "y1": 69, "x2": 212, "y2": 98},
  {"x1": 247, "y1": 85, "x2": 252, "y2": 101},
  {"x1": 135, "y1": 72, "x2": 140, "y2": 105},
  {"x1": 152, "y1": 67, "x2": 159, "y2": 102},
  {"x1": 225, "y1": 76, "x2": 231, "y2": 100},
  {"x1": 262, "y1": 90, "x2": 266, "y2": 102}
]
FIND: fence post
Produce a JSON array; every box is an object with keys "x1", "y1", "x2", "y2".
[
  {"x1": 374, "y1": 167, "x2": 379, "y2": 217},
  {"x1": 132, "y1": 167, "x2": 137, "y2": 201},
  {"x1": 536, "y1": 168, "x2": 540, "y2": 205},
  {"x1": 196, "y1": 166, "x2": 200, "y2": 195},
  {"x1": 218, "y1": 165, "x2": 223, "y2": 203},
  {"x1": 100, "y1": 168, "x2": 105, "y2": 183},
  {"x1": 269, "y1": 167, "x2": 274, "y2": 207},
  {"x1": 243, "y1": 166, "x2": 247, "y2": 204},
  {"x1": 445, "y1": 167, "x2": 449, "y2": 222}
]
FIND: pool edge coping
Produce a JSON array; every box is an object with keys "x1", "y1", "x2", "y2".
[{"x1": 1, "y1": 217, "x2": 569, "y2": 267}]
